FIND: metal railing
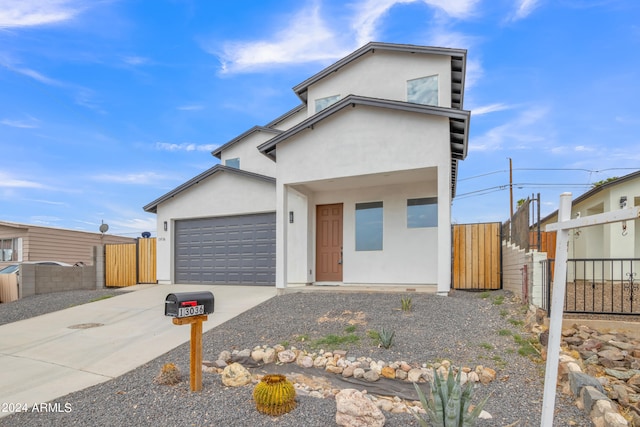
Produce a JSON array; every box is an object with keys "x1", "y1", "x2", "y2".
[{"x1": 540, "y1": 258, "x2": 640, "y2": 315}]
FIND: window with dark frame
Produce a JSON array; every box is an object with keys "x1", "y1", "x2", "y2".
[
  {"x1": 407, "y1": 197, "x2": 437, "y2": 228},
  {"x1": 355, "y1": 201, "x2": 383, "y2": 251}
]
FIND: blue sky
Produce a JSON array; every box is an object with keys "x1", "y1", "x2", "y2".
[{"x1": 1, "y1": 0, "x2": 639, "y2": 236}]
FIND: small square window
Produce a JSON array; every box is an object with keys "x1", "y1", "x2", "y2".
[
  {"x1": 225, "y1": 158, "x2": 240, "y2": 169},
  {"x1": 356, "y1": 202, "x2": 383, "y2": 251},
  {"x1": 407, "y1": 75, "x2": 438, "y2": 106},
  {"x1": 407, "y1": 198, "x2": 437, "y2": 228},
  {"x1": 315, "y1": 95, "x2": 340, "y2": 113}
]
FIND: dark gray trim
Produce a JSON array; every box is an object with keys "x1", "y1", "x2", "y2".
[
  {"x1": 211, "y1": 126, "x2": 282, "y2": 159},
  {"x1": 143, "y1": 165, "x2": 275, "y2": 213},
  {"x1": 257, "y1": 94, "x2": 469, "y2": 197},
  {"x1": 292, "y1": 42, "x2": 467, "y2": 110},
  {"x1": 264, "y1": 103, "x2": 306, "y2": 129}
]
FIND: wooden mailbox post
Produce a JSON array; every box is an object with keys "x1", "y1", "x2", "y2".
[
  {"x1": 165, "y1": 291, "x2": 215, "y2": 392},
  {"x1": 172, "y1": 314, "x2": 208, "y2": 392}
]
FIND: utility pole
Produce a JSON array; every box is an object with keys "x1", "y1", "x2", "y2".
[{"x1": 509, "y1": 158, "x2": 514, "y2": 221}]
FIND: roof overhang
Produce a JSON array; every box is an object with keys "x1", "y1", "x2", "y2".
[
  {"x1": 211, "y1": 126, "x2": 282, "y2": 159},
  {"x1": 143, "y1": 165, "x2": 275, "y2": 214},
  {"x1": 292, "y1": 42, "x2": 467, "y2": 110},
  {"x1": 258, "y1": 94, "x2": 470, "y2": 197}
]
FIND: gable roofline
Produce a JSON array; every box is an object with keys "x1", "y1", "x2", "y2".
[
  {"x1": 292, "y1": 42, "x2": 467, "y2": 110},
  {"x1": 211, "y1": 126, "x2": 282, "y2": 159},
  {"x1": 264, "y1": 103, "x2": 306, "y2": 129},
  {"x1": 257, "y1": 94, "x2": 470, "y2": 197},
  {"x1": 539, "y1": 169, "x2": 640, "y2": 225},
  {"x1": 143, "y1": 165, "x2": 275, "y2": 214}
]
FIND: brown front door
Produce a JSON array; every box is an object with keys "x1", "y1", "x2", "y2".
[{"x1": 316, "y1": 203, "x2": 343, "y2": 282}]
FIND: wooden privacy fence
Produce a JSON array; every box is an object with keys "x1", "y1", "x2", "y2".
[
  {"x1": 105, "y1": 238, "x2": 156, "y2": 287},
  {"x1": 452, "y1": 223, "x2": 502, "y2": 290}
]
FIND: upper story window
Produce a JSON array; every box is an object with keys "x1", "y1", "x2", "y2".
[
  {"x1": 407, "y1": 75, "x2": 438, "y2": 106},
  {"x1": 225, "y1": 158, "x2": 240, "y2": 169},
  {"x1": 407, "y1": 197, "x2": 438, "y2": 228},
  {"x1": 315, "y1": 95, "x2": 340, "y2": 113}
]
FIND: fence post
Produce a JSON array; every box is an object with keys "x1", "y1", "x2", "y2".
[
  {"x1": 541, "y1": 193, "x2": 572, "y2": 427},
  {"x1": 95, "y1": 245, "x2": 105, "y2": 290}
]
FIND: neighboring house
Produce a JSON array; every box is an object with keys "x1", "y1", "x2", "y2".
[
  {"x1": 0, "y1": 220, "x2": 136, "y2": 270},
  {"x1": 540, "y1": 170, "x2": 640, "y2": 260},
  {"x1": 144, "y1": 42, "x2": 470, "y2": 295}
]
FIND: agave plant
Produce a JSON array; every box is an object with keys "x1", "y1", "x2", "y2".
[
  {"x1": 412, "y1": 367, "x2": 489, "y2": 427},
  {"x1": 401, "y1": 295, "x2": 413, "y2": 312},
  {"x1": 378, "y1": 327, "x2": 395, "y2": 349}
]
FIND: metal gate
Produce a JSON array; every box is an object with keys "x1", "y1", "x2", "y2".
[
  {"x1": 105, "y1": 238, "x2": 157, "y2": 287},
  {"x1": 452, "y1": 223, "x2": 502, "y2": 290}
]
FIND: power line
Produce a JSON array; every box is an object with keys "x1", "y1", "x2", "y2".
[{"x1": 459, "y1": 167, "x2": 640, "y2": 182}]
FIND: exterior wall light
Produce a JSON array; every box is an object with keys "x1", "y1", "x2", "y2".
[
  {"x1": 164, "y1": 221, "x2": 168, "y2": 231},
  {"x1": 289, "y1": 211, "x2": 294, "y2": 223}
]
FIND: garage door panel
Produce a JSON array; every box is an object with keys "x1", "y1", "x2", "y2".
[{"x1": 175, "y1": 212, "x2": 276, "y2": 285}]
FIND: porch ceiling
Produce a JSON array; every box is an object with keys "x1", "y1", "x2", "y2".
[{"x1": 289, "y1": 168, "x2": 437, "y2": 193}]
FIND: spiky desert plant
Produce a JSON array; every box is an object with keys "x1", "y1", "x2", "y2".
[
  {"x1": 401, "y1": 295, "x2": 413, "y2": 312},
  {"x1": 378, "y1": 327, "x2": 395, "y2": 349},
  {"x1": 412, "y1": 367, "x2": 489, "y2": 427},
  {"x1": 253, "y1": 374, "x2": 297, "y2": 416},
  {"x1": 155, "y1": 362, "x2": 181, "y2": 385}
]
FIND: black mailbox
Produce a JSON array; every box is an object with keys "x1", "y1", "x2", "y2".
[{"x1": 165, "y1": 291, "x2": 214, "y2": 318}]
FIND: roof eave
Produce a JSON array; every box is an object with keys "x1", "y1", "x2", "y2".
[
  {"x1": 143, "y1": 165, "x2": 275, "y2": 213},
  {"x1": 292, "y1": 42, "x2": 467, "y2": 109},
  {"x1": 210, "y1": 126, "x2": 282, "y2": 159}
]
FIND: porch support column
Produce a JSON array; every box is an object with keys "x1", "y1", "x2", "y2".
[
  {"x1": 437, "y1": 165, "x2": 452, "y2": 296},
  {"x1": 275, "y1": 182, "x2": 288, "y2": 292}
]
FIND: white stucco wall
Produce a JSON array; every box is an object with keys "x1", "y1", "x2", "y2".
[
  {"x1": 310, "y1": 181, "x2": 439, "y2": 284},
  {"x1": 277, "y1": 106, "x2": 450, "y2": 184},
  {"x1": 219, "y1": 131, "x2": 278, "y2": 177},
  {"x1": 155, "y1": 172, "x2": 276, "y2": 284},
  {"x1": 567, "y1": 179, "x2": 639, "y2": 261},
  {"x1": 269, "y1": 106, "x2": 308, "y2": 131},
  {"x1": 306, "y1": 50, "x2": 452, "y2": 115},
  {"x1": 275, "y1": 105, "x2": 452, "y2": 287}
]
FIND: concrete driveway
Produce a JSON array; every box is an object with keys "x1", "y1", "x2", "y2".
[{"x1": 0, "y1": 284, "x2": 275, "y2": 418}]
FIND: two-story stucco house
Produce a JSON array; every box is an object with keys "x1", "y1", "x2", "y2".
[{"x1": 143, "y1": 42, "x2": 470, "y2": 295}]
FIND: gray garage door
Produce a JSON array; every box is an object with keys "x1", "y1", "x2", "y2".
[{"x1": 175, "y1": 212, "x2": 276, "y2": 285}]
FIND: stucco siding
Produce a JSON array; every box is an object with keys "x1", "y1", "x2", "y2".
[
  {"x1": 296, "y1": 180, "x2": 439, "y2": 285},
  {"x1": 269, "y1": 106, "x2": 308, "y2": 131},
  {"x1": 155, "y1": 172, "x2": 276, "y2": 284},
  {"x1": 276, "y1": 106, "x2": 450, "y2": 185},
  {"x1": 307, "y1": 50, "x2": 452, "y2": 115},
  {"x1": 219, "y1": 131, "x2": 277, "y2": 177}
]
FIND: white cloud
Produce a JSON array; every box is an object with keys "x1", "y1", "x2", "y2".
[
  {"x1": 213, "y1": 0, "x2": 480, "y2": 73},
  {"x1": 215, "y1": 2, "x2": 345, "y2": 74},
  {"x1": 1, "y1": 115, "x2": 39, "y2": 128},
  {"x1": 510, "y1": 0, "x2": 542, "y2": 21},
  {"x1": 0, "y1": 0, "x2": 84, "y2": 28},
  {"x1": 155, "y1": 142, "x2": 218, "y2": 152},
  {"x1": 470, "y1": 106, "x2": 550, "y2": 151},
  {"x1": 91, "y1": 172, "x2": 168, "y2": 184},
  {"x1": 471, "y1": 103, "x2": 512, "y2": 116},
  {"x1": 5, "y1": 64, "x2": 63, "y2": 86},
  {"x1": 122, "y1": 56, "x2": 150, "y2": 66},
  {"x1": 177, "y1": 104, "x2": 205, "y2": 111},
  {"x1": 351, "y1": 0, "x2": 479, "y2": 46},
  {"x1": 0, "y1": 172, "x2": 46, "y2": 188}
]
